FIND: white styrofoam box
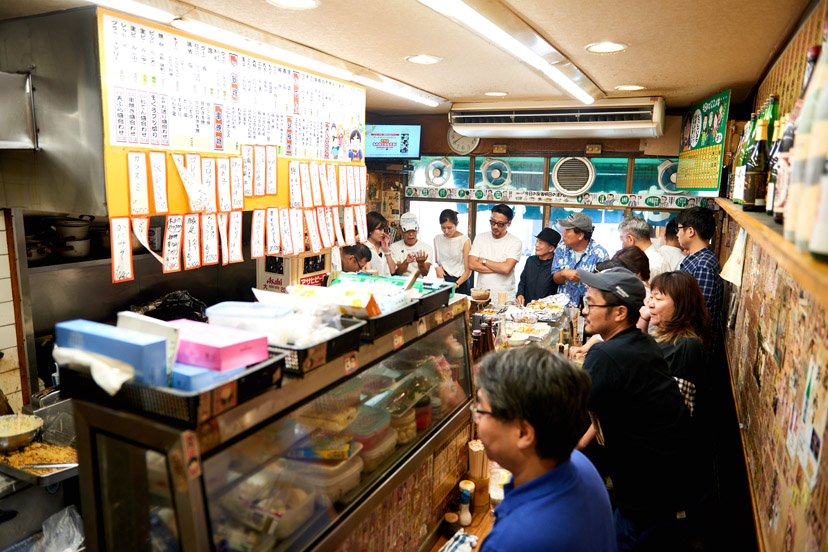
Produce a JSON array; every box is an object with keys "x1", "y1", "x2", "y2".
[
  {"x1": 0, "y1": 255, "x2": 10, "y2": 279},
  {"x1": 0, "y1": 369, "x2": 21, "y2": 395},
  {"x1": 0, "y1": 347, "x2": 18, "y2": 374},
  {"x1": 0, "y1": 302, "x2": 14, "y2": 327},
  {"x1": 0, "y1": 278, "x2": 11, "y2": 303},
  {"x1": 0, "y1": 325, "x2": 16, "y2": 350},
  {"x1": 0, "y1": 232, "x2": 7, "y2": 256}
]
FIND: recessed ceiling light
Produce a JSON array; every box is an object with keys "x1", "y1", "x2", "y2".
[
  {"x1": 485, "y1": 91, "x2": 508, "y2": 97},
  {"x1": 615, "y1": 84, "x2": 645, "y2": 91},
  {"x1": 585, "y1": 41, "x2": 628, "y2": 54},
  {"x1": 265, "y1": 0, "x2": 321, "y2": 10},
  {"x1": 405, "y1": 54, "x2": 443, "y2": 65}
]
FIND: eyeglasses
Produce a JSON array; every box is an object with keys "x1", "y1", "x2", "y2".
[
  {"x1": 469, "y1": 403, "x2": 495, "y2": 420},
  {"x1": 676, "y1": 225, "x2": 686, "y2": 231},
  {"x1": 351, "y1": 255, "x2": 368, "y2": 270},
  {"x1": 489, "y1": 219, "x2": 509, "y2": 228},
  {"x1": 582, "y1": 299, "x2": 621, "y2": 311}
]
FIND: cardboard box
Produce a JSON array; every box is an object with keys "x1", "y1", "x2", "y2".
[
  {"x1": 169, "y1": 319, "x2": 268, "y2": 371},
  {"x1": 171, "y1": 362, "x2": 244, "y2": 391}
]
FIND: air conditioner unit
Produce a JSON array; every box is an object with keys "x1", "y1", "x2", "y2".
[{"x1": 448, "y1": 97, "x2": 666, "y2": 139}]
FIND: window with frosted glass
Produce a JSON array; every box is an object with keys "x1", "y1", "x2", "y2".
[
  {"x1": 410, "y1": 156, "x2": 471, "y2": 189},
  {"x1": 473, "y1": 157, "x2": 544, "y2": 191}
]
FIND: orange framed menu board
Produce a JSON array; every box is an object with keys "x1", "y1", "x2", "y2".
[{"x1": 95, "y1": 8, "x2": 367, "y2": 281}]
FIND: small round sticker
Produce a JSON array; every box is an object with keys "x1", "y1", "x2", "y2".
[
  {"x1": 675, "y1": 197, "x2": 689, "y2": 208},
  {"x1": 438, "y1": 189, "x2": 448, "y2": 198},
  {"x1": 405, "y1": 188, "x2": 415, "y2": 197}
]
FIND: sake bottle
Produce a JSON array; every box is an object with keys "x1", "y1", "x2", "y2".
[
  {"x1": 809, "y1": 154, "x2": 828, "y2": 260},
  {"x1": 743, "y1": 119, "x2": 769, "y2": 212},
  {"x1": 766, "y1": 119, "x2": 782, "y2": 216},
  {"x1": 733, "y1": 114, "x2": 756, "y2": 205}
]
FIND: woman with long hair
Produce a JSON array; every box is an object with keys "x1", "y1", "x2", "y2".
[
  {"x1": 433, "y1": 209, "x2": 471, "y2": 295},
  {"x1": 365, "y1": 211, "x2": 397, "y2": 277}
]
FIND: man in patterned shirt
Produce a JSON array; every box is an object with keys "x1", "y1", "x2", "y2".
[
  {"x1": 551, "y1": 213, "x2": 609, "y2": 307},
  {"x1": 675, "y1": 207, "x2": 723, "y2": 335}
]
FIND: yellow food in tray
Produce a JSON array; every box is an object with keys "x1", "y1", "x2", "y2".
[
  {"x1": 511, "y1": 323, "x2": 552, "y2": 337},
  {"x1": 0, "y1": 442, "x2": 78, "y2": 474},
  {"x1": 291, "y1": 406, "x2": 358, "y2": 433},
  {"x1": 525, "y1": 301, "x2": 564, "y2": 313}
]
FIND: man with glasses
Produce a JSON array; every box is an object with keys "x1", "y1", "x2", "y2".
[
  {"x1": 469, "y1": 204, "x2": 523, "y2": 303},
  {"x1": 551, "y1": 213, "x2": 609, "y2": 307},
  {"x1": 473, "y1": 347, "x2": 616, "y2": 552},
  {"x1": 330, "y1": 243, "x2": 372, "y2": 274},
  {"x1": 576, "y1": 267, "x2": 704, "y2": 551}
]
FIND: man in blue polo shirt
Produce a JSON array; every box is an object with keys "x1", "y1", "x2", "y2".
[{"x1": 474, "y1": 347, "x2": 616, "y2": 552}]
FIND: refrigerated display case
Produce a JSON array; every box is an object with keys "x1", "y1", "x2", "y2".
[{"x1": 71, "y1": 297, "x2": 472, "y2": 552}]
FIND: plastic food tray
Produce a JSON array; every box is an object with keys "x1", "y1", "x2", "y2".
[
  {"x1": 359, "y1": 427, "x2": 397, "y2": 474},
  {"x1": 278, "y1": 447, "x2": 364, "y2": 502},
  {"x1": 344, "y1": 300, "x2": 417, "y2": 343},
  {"x1": 343, "y1": 406, "x2": 390, "y2": 451},
  {"x1": 271, "y1": 318, "x2": 365, "y2": 375},
  {"x1": 415, "y1": 284, "x2": 453, "y2": 319},
  {"x1": 60, "y1": 352, "x2": 285, "y2": 428}
]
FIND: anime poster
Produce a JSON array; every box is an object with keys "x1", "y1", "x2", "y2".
[{"x1": 676, "y1": 89, "x2": 731, "y2": 191}]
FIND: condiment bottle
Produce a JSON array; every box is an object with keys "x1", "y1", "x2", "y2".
[{"x1": 459, "y1": 490, "x2": 472, "y2": 526}]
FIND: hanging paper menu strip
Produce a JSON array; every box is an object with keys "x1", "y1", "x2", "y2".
[
  {"x1": 332, "y1": 207, "x2": 346, "y2": 246},
  {"x1": 251, "y1": 209, "x2": 266, "y2": 259},
  {"x1": 201, "y1": 213, "x2": 220, "y2": 265},
  {"x1": 359, "y1": 166, "x2": 368, "y2": 204},
  {"x1": 216, "y1": 158, "x2": 233, "y2": 212},
  {"x1": 324, "y1": 207, "x2": 336, "y2": 246},
  {"x1": 163, "y1": 215, "x2": 183, "y2": 273},
  {"x1": 346, "y1": 165, "x2": 357, "y2": 205},
  {"x1": 356, "y1": 204, "x2": 368, "y2": 243},
  {"x1": 316, "y1": 206, "x2": 332, "y2": 249},
  {"x1": 289, "y1": 208, "x2": 305, "y2": 254},
  {"x1": 127, "y1": 151, "x2": 150, "y2": 216},
  {"x1": 266, "y1": 145, "x2": 277, "y2": 195},
  {"x1": 309, "y1": 162, "x2": 323, "y2": 207},
  {"x1": 338, "y1": 165, "x2": 348, "y2": 205},
  {"x1": 254, "y1": 145, "x2": 266, "y2": 196},
  {"x1": 148, "y1": 151, "x2": 169, "y2": 213},
  {"x1": 110, "y1": 217, "x2": 135, "y2": 283},
  {"x1": 343, "y1": 206, "x2": 356, "y2": 246},
  {"x1": 325, "y1": 164, "x2": 338, "y2": 207},
  {"x1": 319, "y1": 163, "x2": 333, "y2": 206},
  {"x1": 241, "y1": 145, "x2": 254, "y2": 197},
  {"x1": 280, "y1": 208, "x2": 294, "y2": 256},
  {"x1": 305, "y1": 209, "x2": 323, "y2": 254},
  {"x1": 229, "y1": 210, "x2": 244, "y2": 263},
  {"x1": 132, "y1": 217, "x2": 165, "y2": 265},
  {"x1": 299, "y1": 163, "x2": 314, "y2": 208},
  {"x1": 201, "y1": 158, "x2": 218, "y2": 213},
  {"x1": 183, "y1": 213, "x2": 201, "y2": 270},
  {"x1": 217, "y1": 212, "x2": 230, "y2": 265},
  {"x1": 230, "y1": 156, "x2": 244, "y2": 210},
  {"x1": 289, "y1": 161, "x2": 302, "y2": 208},
  {"x1": 172, "y1": 155, "x2": 210, "y2": 212},
  {"x1": 266, "y1": 207, "x2": 280, "y2": 255},
  {"x1": 185, "y1": 154, "x2": 202, "y2": 182}
]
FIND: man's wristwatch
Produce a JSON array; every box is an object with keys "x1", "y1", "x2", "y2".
[{"x1": 481, "y1": 258, "x2": 487, "y2": 266}]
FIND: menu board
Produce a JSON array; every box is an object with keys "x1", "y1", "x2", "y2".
[{"x1": 676, "y1": 89, "x2": 731, "y2": 192}]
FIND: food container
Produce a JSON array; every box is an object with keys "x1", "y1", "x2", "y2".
[
  {"x1": 0, "y1": 414, "x2": 43, "y2": 452},
  {"x1": 59, "y1": 238, "x2": 91, "y2": 258},
  {"x1": 414, "y1": 397, "x2": 432, "y2": 430},
  {"x1": 314, "y1": 377, "x2": 363, "y2": 412},
  {"x1": 389, "y1": 407, "x2": 416, "y2": 444},
  {"x1": 278, "y1": 449, "x2": 364, "y2": 502},
  {"x1": 359, "y1": 427, "x2": 397, "y2": 473},
  {"x1": 51, "y1": 215, "x2": 94, "y2": 239},
  {"x1": 206, "y1": 301, "x2": 294, "y2": 344},
  {"x1": 343, "y1": 406, "x2": 390, "y2": 451},
  {"x1": 359, "y1": 374, "x2": 394, "y2": 398},
  {"x1": 508, "y1": 334, "x2": 529, "y2": 348},
  {"x1": 470, "y1": 288, "x2": 490, "y2": 301}
]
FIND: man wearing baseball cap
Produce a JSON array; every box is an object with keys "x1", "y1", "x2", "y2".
[
  {"x1": 389, "y1": 212, "x2": 433, "y2": 278},
  {"x1": 550, "y1": 213, "x2": 609, "y2": 307},
  {"x1": 516, "y1": 227, "x2": 561, "y2": 306},
  {"x1": 576, "y1": 267, "x2": 705, "y2": 550}
]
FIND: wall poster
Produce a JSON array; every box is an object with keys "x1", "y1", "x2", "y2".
[{"x1": 676, "y1": 89, "x2": 730, "y2": 192}]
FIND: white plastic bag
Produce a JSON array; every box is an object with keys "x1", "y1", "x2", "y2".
[{"x1": 33, "y1": 504, "x2": 84, "y2": 552}]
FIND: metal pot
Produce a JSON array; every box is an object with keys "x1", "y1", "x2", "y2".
[
  {"x1": 0, "y1": 414, "x2": 43, "y2": 452},
  {"x1": 59, "y1": 238, "x2": 91, "y2": 258},
  {"x1": 51, "y1": 215, "x2": 94, "y2": 240}
]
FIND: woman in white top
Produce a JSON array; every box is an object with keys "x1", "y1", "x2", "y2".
[
  {"x1": 433, "y1": 209, "x2": 471, "y2": 295},
  {"x1": 365, "y1": 211, "x2": 397, "y2": 277}
]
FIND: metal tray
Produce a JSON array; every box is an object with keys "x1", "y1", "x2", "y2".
[
  {"x1": 0, "y1": 435, "x2": 78, "y2": 486},
  {"x1": 414, "y1": 284, "x2": 453, "y2": 319},
  {"x1": 345, "y1": 300, "x2": 417, "y2": 343},
  {"x1": 271, "y1": 317, "x2": 366, "y2": 376}
]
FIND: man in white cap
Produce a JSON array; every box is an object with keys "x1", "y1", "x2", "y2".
[
  {"x1": 550, "y1": 213, "x2": 609, "y2": 307},
  {"x1": 390, "y1": 212, "x2": 433, "y2": 277}
]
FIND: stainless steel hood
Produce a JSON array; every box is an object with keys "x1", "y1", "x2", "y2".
[
  {"x1": 0, "y1": 7, "x2": 107, "y2": 216},
  {"x1": 0, "y1": 72, "x2": 37, "y2": 149}
]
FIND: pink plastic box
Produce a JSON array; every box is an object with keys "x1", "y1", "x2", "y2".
[{"x1": 170, "y1": 319, "x2": 268, "y2": 371}]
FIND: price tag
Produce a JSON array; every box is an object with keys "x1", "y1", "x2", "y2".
[
  {"x1": 344, "y1": 352, "x2": 358, "y2": 375},
  {"x1": 434, "y1": 311, "x2": 444, "y2": 325},
  {"x1": 393, "y1": 328, "x2": 404, "y2": 349},
  {"x1": 417, "y1": 318, "x2": 427, "y2": 336}
]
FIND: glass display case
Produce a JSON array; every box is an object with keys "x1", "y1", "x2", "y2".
[{"x1": 71, "y1": 299, "x2": 472, "y2": 552}]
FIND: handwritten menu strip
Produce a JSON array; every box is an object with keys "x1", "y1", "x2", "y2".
[
  {"x1": 332, "y1": 206, "x2": 345, "y2": 246},
  {"x1": 324, "y1": 207, "x2": 336, "y2": 246},
  {"x1": 183, "y1": 213, "x2": 201, "y2": 270},
  {"x1": 201, "y1": 158, "x2": 218, "y2": 213},
  {"x1": 265, "y1": 145, "x2": 277, "y2": 195},
  {"x1": 266, "y1": 208, "x2": 280, "y2": 255},
  {"x1": 163, "y1": 215, "x2": 183, "y2": 273},
  {"x1": 337, "y1": 165, "x2": 348, "y2": 205},
  {"x1": 356, "y1": 204, "x2": 367, "y2": 243},
  {"x1": 132, "y1": 217, "x2": 165, "y2": 265},
  {"x1": 229, "y1": 210, "x2": 244, "y2": 263},
  {"x1": 217, "y1": 212, "x2": 229, "y2": 265},
  {"x1": 127, "y1": 151, "x2": 150, "y2": 215},
  {"x1": 320, "y1": 163, "x2": 334, "y2": 206},
  {"x1": 110, "y1": 217, "x2": 134, "y2": 283},
  {"x1": 359, "y1": 166, "x2": 368, "y2": 204},
  {"x1": 230, "y1": 156, "x2": 244, "y2": 210},
  {"x1": 216, "y1": 158, "x2": 232, "y2": 212},
  {"x1": 343, "y1": 206, "x2": 356, "y2": 245},
  {"x1": 346, "y1": 165, "x2": 357, "y2": 205},
  {"x1": 148, "y1": 151, "x2": 168, "y2": 213},
  {"x1": 289, "y1": 161, "x2": 302, "y2": 208},
  {"x1": 172, "y1": 155, "x2": 209, "y2": 212},
  {"x1": 289, "y1": 208, "x2": 305, "y2": 254},
  {"x1": 298, "y1": 163, "x2": 314, "y2": 209},
  {"x1": 251, "y1": 209, "x2": 266, "y2": 258},
  {"x1": 201, "y1": 213, "x2": 220, "y2": 265},
  {"x1": 253, "y1": 145, "x2": 266, "y2": 196},
  {"x1": 280, "y1": 208, "x2": 294, "y2": 256},
  {"x1": 305, "y1": 209, "x2": 322, "y2": 254},
  {"x1": 185, "y1": 154, "x2": 202, "y2": 183},
  {"x1": 309, "y1": 162, "x2": 323, "y2": 207},
  {"x1": 241, "y1": 145, "x2": 254, "y2": 197},
  {"x1": 316, "y1": 206, "x2": 332, "y2": 249}
]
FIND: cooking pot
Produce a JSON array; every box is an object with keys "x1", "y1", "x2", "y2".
[
  {"x1": 59, "y1": 238, "x2": 91, "y2": 258},
  {"x1": 51, "y1": 215, "x2": 94, "y2": 240},
  {"x1": 94, "y1": 228, "x2": 143, "y2": 253},
  {"x1": 0, "y1": 414, "x2": 43, "y2": 452}
]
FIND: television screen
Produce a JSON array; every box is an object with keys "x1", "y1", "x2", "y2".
[{"x1": 364, "y1": 124, "x2": 421, "y2": 159}]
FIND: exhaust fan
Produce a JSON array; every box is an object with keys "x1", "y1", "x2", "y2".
[
  {"x1": 425, "y1": 157, "x2": 452, "y2": 186},
  {"x1": 551, "y1": 157, "x2": 595, "y2": 196},
  {"x1": 480, "y1": 158, "x2": 511, "y2": 188},
  {"x1": 656, "y1": 160, "x2": 687, "y2": 195}
]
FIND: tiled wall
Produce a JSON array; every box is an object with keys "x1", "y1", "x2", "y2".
[{"x1": 0, "y1": 213, "x2": 23, "y2": 412}]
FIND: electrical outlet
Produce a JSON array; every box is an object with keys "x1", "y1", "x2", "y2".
[
  {"x1": 492, "y1": 144, "x2": 508, "y2": 154},
  {"x1": 585, "y1": 144, "x2": 602, "y2": 155}
]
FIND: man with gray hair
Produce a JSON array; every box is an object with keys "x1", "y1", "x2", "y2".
[
  {"x1": 617, "y1": 217, "x2": 669, "y2": 282},
  {"x1": 474, "y1": 347, "x2": 616, "y2": 551}
]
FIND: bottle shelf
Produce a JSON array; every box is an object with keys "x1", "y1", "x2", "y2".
[{"x1": 715, "y1": 198, "x2": 828, "y2": 308}]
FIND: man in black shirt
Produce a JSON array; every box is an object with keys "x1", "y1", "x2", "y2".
[
  {"x1": 515, "y1": 228, "x2": 560, "y2": 306},
  {"x1": 576, "y1": 267, "x2": 703, "y2": 551}
]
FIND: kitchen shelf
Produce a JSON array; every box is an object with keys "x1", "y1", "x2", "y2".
[{"x1": 715, "y1": 198, "x2": 828, "y2": 308}]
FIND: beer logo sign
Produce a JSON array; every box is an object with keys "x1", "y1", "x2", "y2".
[
  {"x1": 675, "y1": 197, "x2": 689, "y2": 208},
  {"x1": 645, "y1": 196, "x2": 661, "y2": 207},
  {"x1": 405, "y1": 187, "x2": 415, "y2": 197}
]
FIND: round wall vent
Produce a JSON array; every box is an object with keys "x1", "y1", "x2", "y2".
[{"x1": 551, "y1": 157, "x2": 595, "y2": 196}]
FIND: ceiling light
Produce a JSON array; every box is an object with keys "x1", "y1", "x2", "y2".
[
  {"x1": 86, "y1": 0, "x2": 175, "y2": 23},
  {"x1": 585, "y1": 42, "x2": 629, "y2": 54},
  {"x1": 265, "y1": 0, "x2": 321, "y2": 9},
  {"x1": 352, "y1": 75, "x2": 440, "y2": 107},
  {"x1": 416, "y1": 0, "x2": 595, "y2": 104},
  {"x1": 405, "y1": 54, "x2": 443, "y2": 65},
  {"x1": 484, "y1": 92, "x2": 508, "y2": 97},
  {"x1": 615, "y1": 85, "x2": 645, "y2": 91}
]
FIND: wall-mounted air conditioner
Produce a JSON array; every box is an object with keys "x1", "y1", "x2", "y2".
[{"x1": 448, "y1": 97, "x2": 666, "y2": 139}]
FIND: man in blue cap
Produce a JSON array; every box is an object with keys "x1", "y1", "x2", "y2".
[
  {"x1": 550, "y1": 213, "x2": 609, "y2": 307},
  {"x1": 516, "y1": 227, "x2": 561, "y2": 306}
]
